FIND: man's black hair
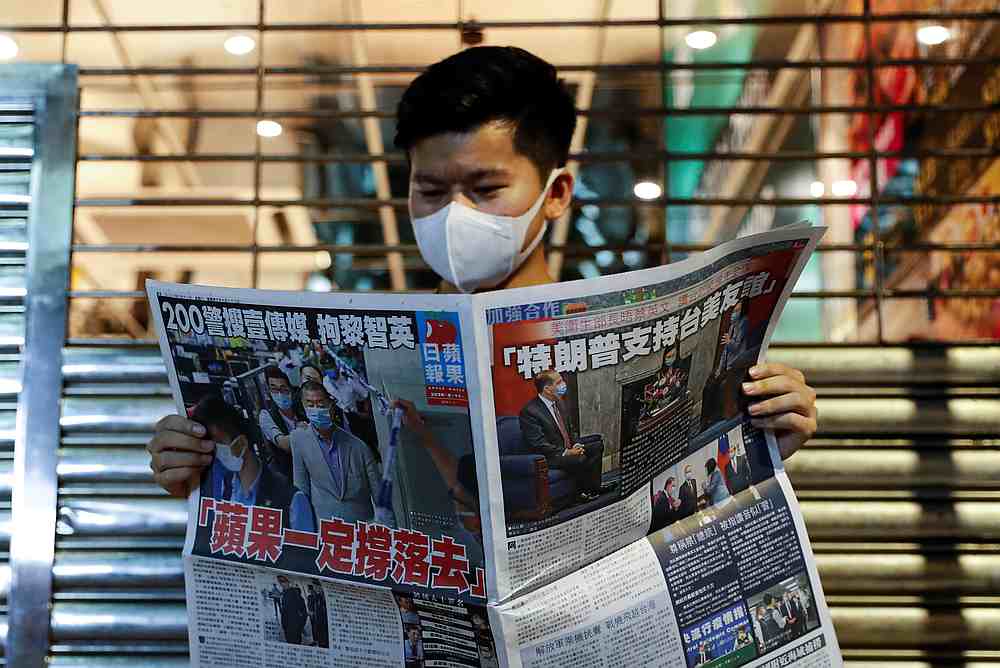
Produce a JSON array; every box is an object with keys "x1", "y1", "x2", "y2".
[
  {"x1": 300, "y1": 380, "x2": 330, "y2": 401},
  {"x1": 191, "y1": 394, "x2": 246, "y2": 440},
  {"x1": 264, "y1": 365, "x2": 292, "y2": 387},
  {"x1": 394, "y1": 46, "x2": 577, "y2": 178}
]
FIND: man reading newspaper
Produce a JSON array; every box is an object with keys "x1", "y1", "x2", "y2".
[{"x1": 147, "y1": 45, "x2": 817, "y2": 498}]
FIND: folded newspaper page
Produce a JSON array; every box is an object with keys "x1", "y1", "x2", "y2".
[{"x1": 148, "y1": 224, "x2": 842, "y2": 668}]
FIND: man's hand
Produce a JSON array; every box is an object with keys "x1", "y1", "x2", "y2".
[
  {"x1": 146, "y1": 415, "x2": 214, "y2": 498},
  {"x1": 393, "y1": 398, "x2": 427, "y2": 436},
  {"x1": 567, "y1": 446, "x2": 585, "y2": 457},
  {"x1": 743, "y1": 362, "x2": 817, "y2": 461}
]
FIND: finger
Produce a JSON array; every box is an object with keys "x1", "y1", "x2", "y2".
[
  {"x1": 149, "y1": 429, "x2": 214, "y2": 455},
  {"x1": 748, "y1": 392, "x2": 813, "y2": 419},
  {"x1": 154, "y1": 466, "x2": 198, "y2": 490},
  {"x1": 743, "y1": 375, "x2": 810, "y2": 399},
  {"x1": 155, "y1": 414, "x2": 206, "y2": 438},
  {"x1": 153, "y1": 449, "x2": 213, "y2": 473},
  {"x1": 750, "y1": 362, "x2": 806, "y2": 384},
  {"x1": 751, "y1": 412, "x2": 816, "y2": 436}
]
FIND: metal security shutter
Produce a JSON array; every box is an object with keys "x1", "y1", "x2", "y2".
[
  {"x1": 0, "y1": 100, "x2": 34, "y2": 668},
  {"x1": 0, "y1": 65, "x2": 78, "y2": 668},
  {"x1": 51, "y1": 344, "x2": 186, "y2": 667},
  {"x1": 773, "y1": 344, "x2": 1000, "y2": 666},
  {"x1": 45, "y1": 343, "x2": 1000, "y2": 667}
]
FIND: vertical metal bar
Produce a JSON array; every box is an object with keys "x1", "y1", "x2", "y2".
[
  {"x1": 60, "y1": 0, "x2": 70, "y2": 63},
  {"x1": 658, "y1": 0, "x2": 671, "y2": 266},
  {"x1": 547, "y1": 0, "x2": 611, "y2": 280},
  {"x1": 6, "y1": 63, "x2": 78, "y2": 668},
  {"x1": 251, "y1": 0, "x2": 264, "y2": 289},
  {"x1": 349, "y1": 0, "x2": 406, "y2": 291},
  {"x1": 862, "y1": 0, "x2": 885, "y2": 343}
]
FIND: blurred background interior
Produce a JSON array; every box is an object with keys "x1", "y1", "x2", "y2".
[{"x1": 0, "y1": 0, "x2": 997, "y2": 666}]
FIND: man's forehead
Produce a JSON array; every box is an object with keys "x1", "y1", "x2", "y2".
[
  {"x1": 412, "y1": 164, "x2": 513, "y2": 183},
  {"x1": 409, "y1": 123, "x2": 534, "y2": 180}
]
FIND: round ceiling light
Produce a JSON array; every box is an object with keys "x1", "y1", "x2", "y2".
[
  {"x1": 685, "y1": 30, "x2": 718, "y2": 50},
  {"x1": 0, "y1": 35, "x2": 19, "y2": 61},
  {"x1": 916, "y1": 25, "x2": 950, "y2": 46},
  {"x1": 633, "y1": 181, "x2": 663, "y2": 201},
  {"x1": 224, "y1": 34, "x2": 256, "y2": 56},
  {"x1": 256, "y1": 120, "x2": 283, "y2": 138}
]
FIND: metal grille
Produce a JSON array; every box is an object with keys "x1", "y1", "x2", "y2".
[
  {"x1": 0, "y1": 2, "x2": 998, "y2": 667},
  {"x1": 0, "y1": 102, "x2": 34, "y2": 668}
]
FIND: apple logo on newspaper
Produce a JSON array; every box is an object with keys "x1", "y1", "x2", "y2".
[{"x1": 424, "y1": 318, "x2": 458, "y2": 344}]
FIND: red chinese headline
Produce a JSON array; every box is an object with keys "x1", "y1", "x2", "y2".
[{"x1": 199, "y1": 497, "x2": 486, "y2": 599}]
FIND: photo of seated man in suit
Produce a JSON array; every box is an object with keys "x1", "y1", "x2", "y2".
[
  {"x1": 291, "y1": 380, "x2": 381, "y2": 525},
  {"x1": 193, "y1": 394, "x2": 315, "y2": 533},
  {"x1": 519, "y1": 370, "x2": 604, "y2": 504}
]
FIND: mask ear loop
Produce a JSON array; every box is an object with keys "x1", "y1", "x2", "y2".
[{"x1": 512, "y1": 167, "x2": 566, "y2": 270}]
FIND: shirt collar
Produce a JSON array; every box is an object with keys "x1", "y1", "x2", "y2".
[
  {"x1": 233, "y1": 466, "x2": 263, "y2": 497},
  {"x1": 539, "y1": 394, "x2": 556, "y2": 411},
  {"x1": 311, "y1": 424, "x2": 337, "y2": 452}
]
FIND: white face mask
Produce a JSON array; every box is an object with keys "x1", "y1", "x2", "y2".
[
  {"x1": 215, "y1": 437, "x2": 245, "y2": 472},
  {"x1": 410, "y1": 168, "x2": 564, "y2": 293}
]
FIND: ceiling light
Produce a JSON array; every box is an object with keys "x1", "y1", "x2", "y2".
[
  {"x1": 916, "y1": 25, "x2": 950, "y2": 46},
  {"x1": 0, "y1": 35, "x2": 19, "y2": 61},
  {"x1": 256, "y1": 120, "x2": 282, "y2": 138},
  {"x1": 685, "y1": 30, "x2": 718, "y2": 50},
  {"x1": 831, "y1": 179, "x2": 858, "y2": 197},
  {"x1": 633, "y1": 181, "x2": 663, "y2": 201},
  {"x1": 224, "y1": 34, "x2": 256, "y2": 56},
  {"x1": 809, "y1": 181, "x2": 825, "y2": 198}
]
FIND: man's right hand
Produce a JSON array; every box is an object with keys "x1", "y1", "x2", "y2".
[
  {"x1": 568, "y1": 446, "x2": 585, "y2": 457},
  {"x1": 147, "y1": 414, "x2": 214, "y2": 498}
]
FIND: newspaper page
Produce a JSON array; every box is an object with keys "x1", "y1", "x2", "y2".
[
  {"x1": 148, "y1": 224, "x2": 841, "y2": 668},
  {"x1": 473, "y1": 225, "x2": 843, "y2": 667},
  {"x1": 147, "y1": 286, "x2": 502, "y2": 667}
]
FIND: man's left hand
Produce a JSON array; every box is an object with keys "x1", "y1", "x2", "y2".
[{"x1": 743, "y1": 362, "x2": 817, "y2": 460}]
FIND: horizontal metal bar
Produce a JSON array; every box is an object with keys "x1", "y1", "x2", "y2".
[
  {"x1": 74, "y1": 56, "x2": 1000, "y2": 78},
  {"x1": 77, "y1": 102, "x2": 1000, "y2": 120},
  {"x1": 72, "y1": 194, "x2": 1000, "y2": 208},
  {"x1": 0, "y1": 11, "x2": 995, "y2": 32},
  {"x1": 76, "y1": 146, "x2": 999, "y2": 164},
  {"x1": 68, "y1": 241, "x2": 1000, "y2": 254}
]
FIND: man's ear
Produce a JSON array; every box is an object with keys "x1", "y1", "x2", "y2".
[{"x1": 542, "y1": 169, "x2": 574, "y2": 221}]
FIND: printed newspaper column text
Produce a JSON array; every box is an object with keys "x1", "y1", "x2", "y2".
[
  {"x1": 507, "y1": 486, "x2": 649, "y2": 597},
  {"x1": 721, "y1": 483, "x2": 805, "y2": 594},
  {"x1": 502, "y1": 541, "x2": 683, "y2": 668},
  {"x1": 189, "y1": 557, "x2": 263, "y2": 667},
  {"x1": 325, "y1": 578, "x2": 404, "y2": 667}
]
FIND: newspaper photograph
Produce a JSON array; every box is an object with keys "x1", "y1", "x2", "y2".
[
  {"x1": 148, "y1": 224, "x2": 842, "y2": 667},
  {"x1": 145, "y1": 285, "x2": 494, "y2": 593},
  {"x1": 475, "y1": 225, "x2": 825, "y2": 600}
]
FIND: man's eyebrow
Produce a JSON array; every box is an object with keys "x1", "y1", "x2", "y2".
[{"x1": 413, "y1": 168, "x2": 511, "y2": 183}]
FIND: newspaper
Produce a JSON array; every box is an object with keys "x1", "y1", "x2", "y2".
[{"x1": 148, "y1": 224, "x2": 842, "y2": 668}]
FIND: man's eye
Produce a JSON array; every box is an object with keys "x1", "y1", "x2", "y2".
[
  {"x1": 418, "y1": 189, "x2": 445, "y2": 198},
  {"x1": 476, "y1": 186, "x2": 504, "y2": 196}
]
